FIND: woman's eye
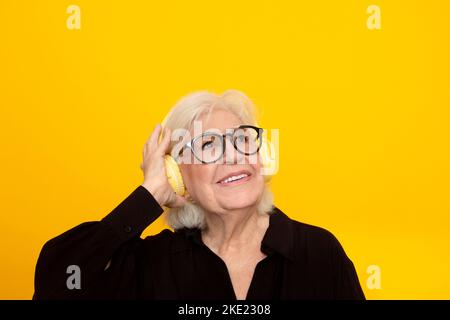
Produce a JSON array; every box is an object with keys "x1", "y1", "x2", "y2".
[
  {"x1": 202, "y1": 141, "x2": 214, "y2": 150},
  {"x1": 236, "y1": 135, "x2": 248, "y2": 143}
]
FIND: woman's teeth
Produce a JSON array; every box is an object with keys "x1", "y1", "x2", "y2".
[{"x1": 220, "y1": 173, "x2": 249, "y2": 184}]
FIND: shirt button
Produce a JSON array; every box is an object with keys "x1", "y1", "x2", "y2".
[{"x1": 124, "y1": 226, "x2": 132, "y2": 233}]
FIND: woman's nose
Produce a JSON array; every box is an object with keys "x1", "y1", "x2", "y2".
[{"x1": 222, "y1": 138, "x2": 243, "y2": 164}]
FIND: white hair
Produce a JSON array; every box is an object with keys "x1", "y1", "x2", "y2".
[{"x1": 162, "y1": 89, "x2": 274, "y2": 231}]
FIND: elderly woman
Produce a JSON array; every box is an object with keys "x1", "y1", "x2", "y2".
[{"x1": 33, "y1": 90, "x2": 365, "y2": 300}]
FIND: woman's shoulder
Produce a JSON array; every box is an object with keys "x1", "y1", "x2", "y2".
[
  {"x1": 142, "y1": 228, "x2": 175, "y2": 244},
  {"x1": 294, "y1": 220, "x2": 340, "y2": 247},
  {"x1": 141, "y1": 227, "x2": 196, "y2": 253},
  {"x1": 272, "y1": 206, "x2": 345, "y2": 254}
]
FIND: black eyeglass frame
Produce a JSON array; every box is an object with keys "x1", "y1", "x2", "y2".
[{"x1": 177, "y1": 125, "x2": 264, "y2": 164}]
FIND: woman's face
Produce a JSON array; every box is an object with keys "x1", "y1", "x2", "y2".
[{"x1": 180, "y1": 109, "x2": 265, "y2": 215}]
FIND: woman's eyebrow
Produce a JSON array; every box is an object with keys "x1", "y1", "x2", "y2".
[
  {"x1": 199, "y1": 129, "x2": 223, "y2": 135},
  {"x1": 201, "y1": 127, "x2": 241, "y2": 135}
]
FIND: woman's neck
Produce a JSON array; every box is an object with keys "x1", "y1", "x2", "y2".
[{"x1": 201, "y1": 207, "x2": 270, "y2": 255}]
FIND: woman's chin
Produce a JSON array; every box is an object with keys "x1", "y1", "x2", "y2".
[
  {"x1": 211, "y1": 178, "x2": 264, "y2": 210},
  {"x1": 216, "y1": 192, "x2": 260, "y2": 210}
]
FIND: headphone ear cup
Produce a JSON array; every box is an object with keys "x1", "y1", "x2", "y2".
[
  {"x1": 159, "y1": 115, "x2": 185, "y2": 196},
  {"x1": 164, "y1": 155, "x2": 186, "y2": 196},
  {"x1": 259, "y1": 138, "x2": 277, "y2": 182}
]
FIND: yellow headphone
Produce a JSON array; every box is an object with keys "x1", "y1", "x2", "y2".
[{"x1": 160, "y1": 116, "x2": 276, "y2": 196}]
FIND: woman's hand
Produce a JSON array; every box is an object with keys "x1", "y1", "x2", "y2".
[{"x1": 140, "y1": 124, "x2": 187, "y2": 208}]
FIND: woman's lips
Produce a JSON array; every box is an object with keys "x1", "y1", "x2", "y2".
[{"x1": 216, "y1": 173, "x2": 252, "y2": 187}]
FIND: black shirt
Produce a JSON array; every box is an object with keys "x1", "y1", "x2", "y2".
[{"x1": 33, "y1": 186, "x2": 365, "y2": 300}]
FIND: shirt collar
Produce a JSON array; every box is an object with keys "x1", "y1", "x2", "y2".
[
  {"x1": 261, "y1": 207, "x2": 295, "y2": 261},
  {"x1": 180, "y1": 206, "x2": 295, "y2": 261}
]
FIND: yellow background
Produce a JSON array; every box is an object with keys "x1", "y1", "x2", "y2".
[{"x1": 1, "y1": 0, "x2": 449, "y2": 299}]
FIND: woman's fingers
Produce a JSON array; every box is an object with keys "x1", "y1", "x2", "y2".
[
  {"x1": 144, "y1": 124, "x2": 172, "y2": 157},
  {"x1": 140, "y1": 124, "x2": 186, "y2": 208},
  {"x1": 141, "y1": 124, "x2": 162, "y2": 171},
  {"x1": 142, "y1": 142, "x2": 147, "y2": 163},
  {"x1": 146, "y1": 124, "x2": 162, "y2": 154},
  {"x1": 156, "y1": 127, "x2": 172, "y2": 155},
  {"x1": 140, "y1": 141, "x2": 146, "y2": 171}
]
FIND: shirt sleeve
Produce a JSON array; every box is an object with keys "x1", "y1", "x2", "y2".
[
  {"x1": 331, "y1": 236, "x2": 366, "y2": 300},
  {"x1": 33, "y1": 185, "x2": 164, "y2": 300}
]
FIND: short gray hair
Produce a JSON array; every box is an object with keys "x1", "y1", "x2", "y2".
[{"x1": 162, "y1": 89, "x2": 274, "y2": 231}]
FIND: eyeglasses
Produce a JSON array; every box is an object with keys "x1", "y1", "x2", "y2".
[{"x1": 177, "y1": 125, "x2": 263, "y2": 164}]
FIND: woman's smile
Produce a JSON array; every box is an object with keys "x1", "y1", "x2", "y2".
[{"x1": 216, "y1": 171, "x2": 253, "y2": 187}]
